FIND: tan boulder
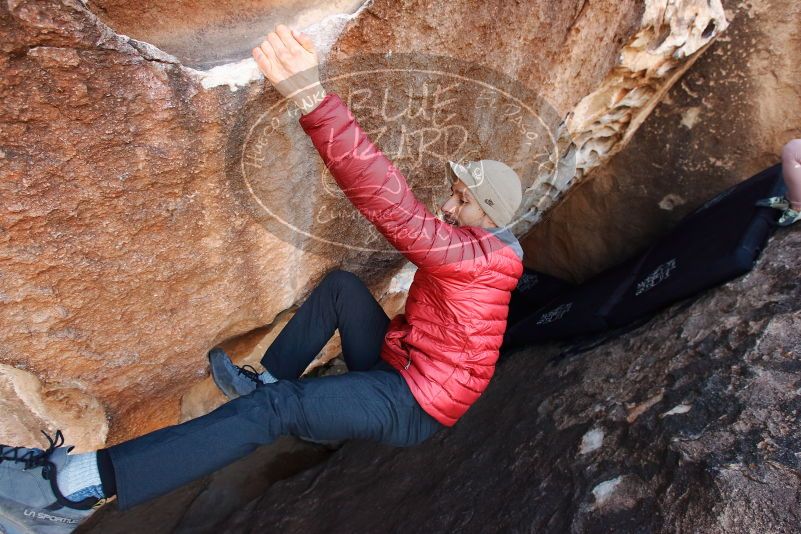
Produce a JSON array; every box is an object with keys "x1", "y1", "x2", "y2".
[{"x1": 0, "y1": 0, "x2": 727, "y2": 449}]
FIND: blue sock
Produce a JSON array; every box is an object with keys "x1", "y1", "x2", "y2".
[
  {"x1": 65, "y1": 484, "x2": 105, "y2": 502},
  {"x1": 58, "y1": 452, "x2": 106, "y2": 502},
  {"x1": 258, "y1": 370, "x2": 278, "y2": 384}
]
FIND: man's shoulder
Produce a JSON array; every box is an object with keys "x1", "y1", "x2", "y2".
[
  {"x1": 490, "y1": 227, "x2": 524, "y2": 260},
  {"x1": 418, "y1": 225, "x2": 522, "y2": 279},
  {"x1": 470, "y1": 226, "x2": 524, "y2": 261}
]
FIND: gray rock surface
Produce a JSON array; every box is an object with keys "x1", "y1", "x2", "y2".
[{"x1": 219, "y1": 228, "x2": 801, "y2": 533}]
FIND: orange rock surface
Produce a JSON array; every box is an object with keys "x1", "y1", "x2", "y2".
[{"x1": 0, "y1": 0, "x2": 727, "y2": 448}]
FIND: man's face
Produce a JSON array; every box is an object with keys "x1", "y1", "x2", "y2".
[{"x1": 439, "y1": 178, "x2": 496, "y2": 228}]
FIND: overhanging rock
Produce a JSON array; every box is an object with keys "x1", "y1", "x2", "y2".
[{"x1": 1, "y1": 0, "x2": 726, "y2": 448}]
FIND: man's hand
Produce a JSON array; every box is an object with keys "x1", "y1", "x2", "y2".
[{"x1": 252, "y1": 24, "x2": 327, "y2": 114}]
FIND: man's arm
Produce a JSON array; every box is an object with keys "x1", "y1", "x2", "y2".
[
  {"x1": 252, "y1": 26, "x2": 481, "y2": 272},
  {"x1": 299, "y1": 92, "x2": 482, "y2": 270}
]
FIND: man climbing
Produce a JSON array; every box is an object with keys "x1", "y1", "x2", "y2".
[{"x1": 0, "y1": 24, "x2": 524, "y2": 532}]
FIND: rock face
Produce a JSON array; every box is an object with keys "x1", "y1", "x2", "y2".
[
  {"x1": 0, "y1": 0, "x2": 728, "y2": 449},
  {"x1": 331, "y1": 0, "x2": 730, "y2": 236},
  {"x1": 86, "y1": 0, "x2": 366, "y2": 69},
  {"x1": 218, "y1": 228, "x2": 801, "y2": 533},
  {"x1": 523, "y1": 0, "x2": 801, "y2": 282},
  {"x1": 0, "y1": 364, "x2": 107, "y2": 453},
  {"x1": 0, "y1": 0, "x2": 399, "y2": 446}
]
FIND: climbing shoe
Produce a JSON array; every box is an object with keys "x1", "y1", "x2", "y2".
[
  {"x1": 208, "y1": 347, "x2": 262, "y2": 399},
  {"x1": 0, "y1": 431, "x2": 103, "y2": 534},
  {"x1": 777, "y1": 207, "x2": 801, "y2": 226},
  {"x1": 756, "y1": 196, "x2": 790, "y2": 210},
  {"x1": 756, "y1": 196, "x2": 801, "y2": 226}
]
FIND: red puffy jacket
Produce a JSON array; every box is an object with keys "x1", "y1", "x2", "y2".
[{"x1": 299, "y1": 92, "x2": 524, "y2": 426}]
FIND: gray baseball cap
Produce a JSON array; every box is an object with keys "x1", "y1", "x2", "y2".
[{"x1": 446, "y1": 159, "x2": 523, "y2": 227}]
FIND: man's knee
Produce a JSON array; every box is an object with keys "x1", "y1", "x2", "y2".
[
  {"x1": 320, "y1": 269, "x2": 364, "y2": 292},
  {"x1": 237, "y1": 381, "x2": 305, "y2": 436},
  {"x1": 782, "y1": 139, "x2": 801, "y2": 164}
]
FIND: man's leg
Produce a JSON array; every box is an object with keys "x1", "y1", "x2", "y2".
[
  {"x1": 105, "y1": 366, "x2": 442, "y2": 510},
  {"x1": 783, "y1": 139, "x2": 801, "y2": 211},
  {"x1": 261, "y1": 269, "x2": 391, "y2": 378},
  {"x1": 209, "y1": 269, "x2": 390, "y2": 397}
]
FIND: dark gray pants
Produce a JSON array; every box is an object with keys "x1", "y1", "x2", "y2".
[{"x1": 106, "y1": 270, "x2": 443, "y2": 510}]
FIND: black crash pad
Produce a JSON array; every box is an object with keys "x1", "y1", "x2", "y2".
[
  {"x1": 502, "y1": 256, "x2": 641, "y2": 348},
  {"x1": 506, "y1": 268, "x2": 573, "y2": 328},
  {"x1": 502, "y1": 163, "x2": 785, "y2": 350},
  {"x1": 607, "y1": 163, "x2": 785, "y2": 327}
]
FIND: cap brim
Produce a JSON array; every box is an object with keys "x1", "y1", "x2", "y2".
[{"x1": 446, "y1": 160, "x2": 477, "y2": 188}]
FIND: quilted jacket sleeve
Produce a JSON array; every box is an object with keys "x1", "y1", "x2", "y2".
[{"x1": 298, "y1": 92, "x2": 482, "y2": 273}]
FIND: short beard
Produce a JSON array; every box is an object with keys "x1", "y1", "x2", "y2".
[{"x1": 437, "y1": 209, "x2": 459, "y2": 226}]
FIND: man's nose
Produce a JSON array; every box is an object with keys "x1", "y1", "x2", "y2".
[{"x1": 442, "y1": 198, "x2": 458, "y2": 214}]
